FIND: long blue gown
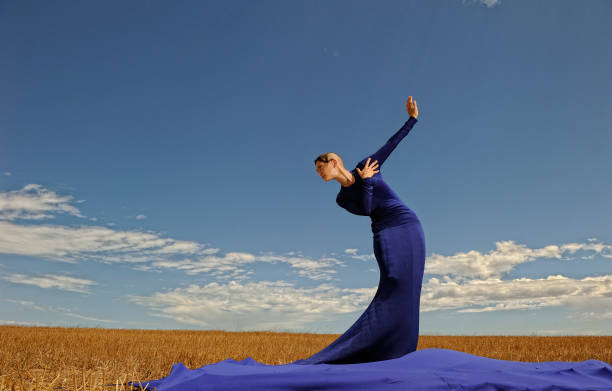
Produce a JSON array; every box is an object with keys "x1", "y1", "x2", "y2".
[
  {"x1": 128, "y1": 118, "x2": 612, "y2": 390},
  {"x1": 291, "y1": 116, "x2": 425, "y2": 364}
]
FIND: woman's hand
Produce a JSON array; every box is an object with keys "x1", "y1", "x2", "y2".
[
  {"x1": 356, "y1": 157, "x2": 379, "y2": 179},
  {"x1": 406, "y1": 96, "x2": 419, "y2": 118}
]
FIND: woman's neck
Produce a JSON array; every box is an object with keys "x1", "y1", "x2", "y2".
[{"x1": 339, "y1": 168, "x2": 355, "y2": 187}]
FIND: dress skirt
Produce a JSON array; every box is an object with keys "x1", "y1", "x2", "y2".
[{"x1": 291, "y1": 219, "x2": 426, "y2": 364}]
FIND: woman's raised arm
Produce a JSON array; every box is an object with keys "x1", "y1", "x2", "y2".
[{"x1": 356, "y1": 97, "x2": 419, "y2": 170}]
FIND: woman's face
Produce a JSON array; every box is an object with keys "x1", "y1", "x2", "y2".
[{"x1": 315, "y1": 161, "x2": 332, "y2": 181}]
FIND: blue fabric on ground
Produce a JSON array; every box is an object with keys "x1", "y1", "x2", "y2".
[{"x1": 128, "y1": 348, "x2": 612, "y2": 391}]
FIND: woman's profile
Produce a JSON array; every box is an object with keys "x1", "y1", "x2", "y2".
[{"x1": 291, "y1": 96, "x2": 425, "y2": 364}]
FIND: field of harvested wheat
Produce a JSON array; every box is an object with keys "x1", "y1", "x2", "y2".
[{"x1": 0, "y1": 325, "x2": 610, "y2": 391}]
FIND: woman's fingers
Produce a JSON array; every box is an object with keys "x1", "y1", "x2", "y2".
[
  {"x1": 364, "y1": 158, "x2": 378, "y2": 167},
  {"x1": 356, "y1": 158, "x2": 380, "y2": 179}
]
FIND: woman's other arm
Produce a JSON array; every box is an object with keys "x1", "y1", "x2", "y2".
[{"x1": 356, "y1": 157, "x2": 378, "y2": 215}]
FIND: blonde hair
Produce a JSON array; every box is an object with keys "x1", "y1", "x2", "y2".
[{"x1": 314, "y1": 152, "x2": 344, "y2": 168}]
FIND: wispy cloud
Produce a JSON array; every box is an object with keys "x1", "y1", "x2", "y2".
[
  {"x1": 462, "y1": 0, "x2": 501, "y2": 8},
  {"x1": 0, "y1": 184, "x2": 86, "y2": 221},
  {"x1": 425, "y1": 239, "x2": 612, "y2": 279},
  {"x1": 479, "y1": 0, "x2": 500, "y2": 7},
  {"x1": 568, "y1": 311, "x2": 612, "y2": 321},
  {"x1": 344, "y1": 248, "x2": 374, "y2": 262},
  {"x1": 0, "y1": 319, "x2": 50, "y2": 326},
  {"x1": 421, "y1": 274, "x2": 612, "y2": 314},
  {"x1": 0, "y1": 185, "x2": 343, "y2": 281},
  {"x1": 0, "y1": 219, "x2": 344, "y2": 280},
  {"x1": 134, "y1": 252, "x2": 344, "y2": 281},
  {"x1": 525, "y1": 328, "x2": 603, "y2": 336},
  {"x1": 0, "y1": 220, "x2": 208, "y2": 263},
  {"x1": 126, "y1": 273, "x2": 612, "y2": 330},
  {"x1": 3, "y1": 273, "x2": 98, "y2": 293},
  {"x1": 6, "y1": 299, "x2": 119, "y2": 324},
  {"x1": 256, "y1": 254, "x2": 344, "y2": 280},
  {"x1": 127, "y1": 280, "x2": 376, "y2": 332},
  {"x1": 323, "y1": 47, "x2": 340, "y2": 57}
]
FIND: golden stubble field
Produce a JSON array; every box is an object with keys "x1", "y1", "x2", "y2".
[{"x1": 0, "y1": 326, "x2": 610, "y2": 391}]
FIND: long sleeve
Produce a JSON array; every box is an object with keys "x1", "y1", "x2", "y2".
[
  {"x1": 335, "y1": 176, "x2": 375, "y2": 216},
  {"x1": 358, "y1": 116, "x2": 418, "y2": 170},
  {"x1": 360, "y1": 177, "x2": 373, "y2": 215}
]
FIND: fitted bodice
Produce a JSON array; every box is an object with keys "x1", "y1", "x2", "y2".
[{"x1": 336, "y1": 169, "x2": 420, "y2": 233}]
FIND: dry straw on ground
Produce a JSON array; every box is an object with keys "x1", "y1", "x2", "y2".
[{"x1": 0, "y1": 325, "x2": 610, "y2": 391}]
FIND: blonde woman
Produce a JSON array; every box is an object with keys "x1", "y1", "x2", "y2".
[{"x1": 292, "y1": 96, "x2": 424, "y2": 364}]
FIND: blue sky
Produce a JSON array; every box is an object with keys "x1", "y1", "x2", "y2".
[{"x1": 1, "y1": 0, "x2": 610, "y2": 335}]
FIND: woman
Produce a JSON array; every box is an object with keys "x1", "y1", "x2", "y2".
[{"x1": 291, "y1": 96, "x2": 425, "y2": 364}]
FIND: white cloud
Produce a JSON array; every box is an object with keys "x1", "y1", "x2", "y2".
[
  {"x1": 527, "y1": 328, "x2": 603, "y2": 336},
  {"x1": 3, "y1": 172, "x2": 11, "y2": 176},
  {"x1": 480, "y1": 0, "x2": 500, "y2": 7},
  {"x1": 425, "y1": 239, "x2": 612, "y2": 279},
  {"x1": 322, "y1": 47, "x2": 340, "y2": 57},
  {"x1": 127, "y1": 280, "x2": 376, "y2": 332},
  {"x1": 257, "y1": 254, "x2": 344, "y2": 280},
  {"x1": 0, "y1": 220, "x2": 207, "y2": 263},
  {"x1": 3, "y1": 273, "x2": 98, "y2": 293},
  {"x1": 5, "y1": 299, "x2": 118, "y2": 324},
  {"x1": 568, "y1": 311, "x2": 612, "y2": 321},
  {"x1": 0, "y1": 219, "x2": 343, "y2": 281},
  {"x1": 463, "y1": 0, "x2": 501, "y2": 7},
  {"x1": 0, "y1": 185, "x2": 342, "y2": 281},
  {"x1": 0, "y1": 319, "x2": 51, "y2": 326},
  {"x1": 147, "y1": 253, "x2": 344, "y2": 281},
  {"x1": 135, "y1": 214, "x2": 147, "y2": 220},
  {"x1": 0, "y1": 184, "x2": 87, "y2": 221},
  {"x1": 421, "y1": 274, "x2": 612, "y2": 314},
  {"x1": 344, "y1": 248, "x2": 374, "y2": 262}
]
